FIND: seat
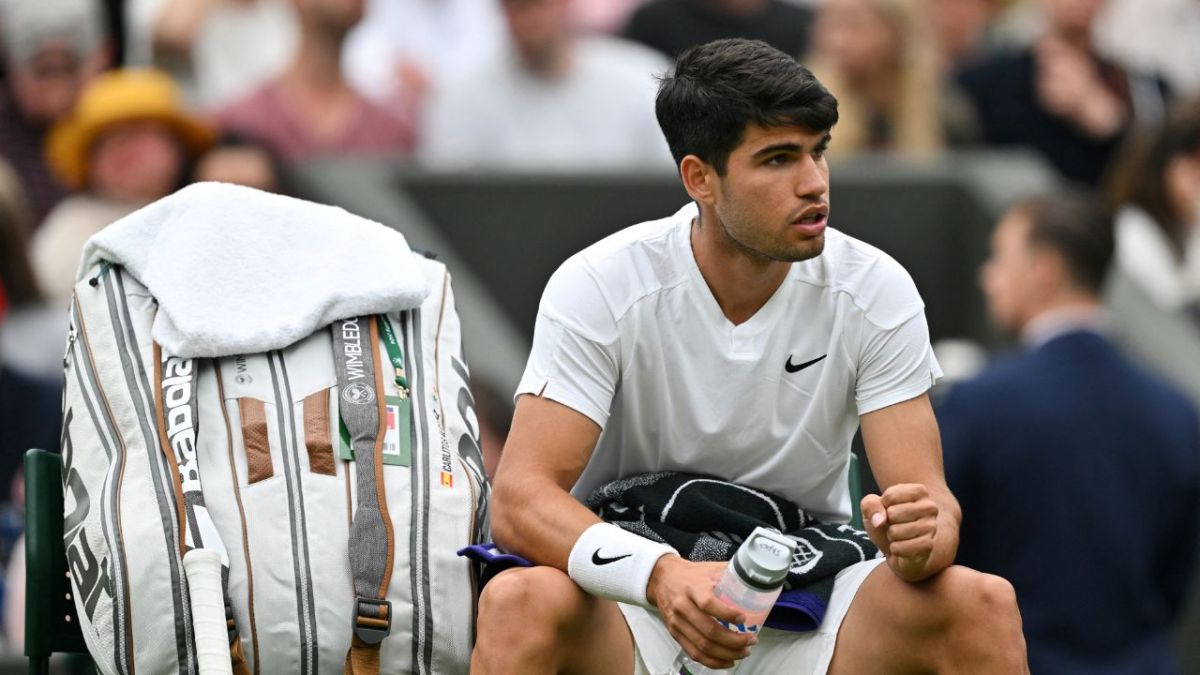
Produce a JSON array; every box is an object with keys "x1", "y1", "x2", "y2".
[
  {"x1": 848, "y1": 452, "x2": 865, "y2": 530},
  {"x1": 24, "y1": 448, "x2": 92, "y2": 674}
]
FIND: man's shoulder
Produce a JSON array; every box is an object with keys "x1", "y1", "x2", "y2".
[
  {"x1": 802, "y1": 229, "x2": 925, "y2": 329},
  {"x1": 541, "y1": 204, "x2": 692, "y2": 328}
]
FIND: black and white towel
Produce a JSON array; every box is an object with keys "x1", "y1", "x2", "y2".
[{"x1": 586, "y1": 472, "x2": 881, "y2": 632}]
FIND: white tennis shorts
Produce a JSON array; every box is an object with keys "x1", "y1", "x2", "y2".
[{"x1": 621, "y1": 558, "x2": 886, "y2": 675}]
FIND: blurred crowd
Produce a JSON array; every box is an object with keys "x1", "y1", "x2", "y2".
[{"x1": 0, "y1": 0, "x2": 1199, "y2": 668}]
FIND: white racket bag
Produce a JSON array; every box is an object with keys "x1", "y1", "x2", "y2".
[{"x1": 59, "y1": 197, "x2": 489, "y2": 675}]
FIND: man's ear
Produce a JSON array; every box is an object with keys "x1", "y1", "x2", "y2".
[{"x1": 680, "y1": 155, "x2": 717, "y2": 207}]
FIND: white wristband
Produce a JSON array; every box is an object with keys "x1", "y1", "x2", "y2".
[{"x1": 567, "y1": 523, "x2": 677, "y2": 607}]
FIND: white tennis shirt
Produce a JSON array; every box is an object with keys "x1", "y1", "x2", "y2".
[{"x1": 516, "y1": 203, "x2": 942, "y2": 522}]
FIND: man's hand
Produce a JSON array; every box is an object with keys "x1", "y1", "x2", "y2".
[
  {"x1": 1034, "y1": 36, "x2": 1126, "y2": 138},
  {"x1": 645, "y1": 556, "x2": 756, "y2": 669},
  {"x1": 861, "y1": 483, "x2": 941, "y2": 582}
]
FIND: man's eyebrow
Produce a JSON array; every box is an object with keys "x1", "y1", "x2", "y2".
[
  {"x1": 751, "y1": 133, "x2": 833, "y2": 158},
  {"x1": 751, "y1": 142, "x2": 802, "y2": 158}
]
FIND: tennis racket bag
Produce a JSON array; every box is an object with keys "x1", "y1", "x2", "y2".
[{"x1": 60, "y1": 256, "x2": 490, "y2": 675}]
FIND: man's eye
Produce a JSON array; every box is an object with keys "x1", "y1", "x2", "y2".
[
  {"x1": 765, "y1": 155, "x2": 791, "y2": 166},
  {"x1": 812, "y1": 147, "x2": 828, "y2": 159}
]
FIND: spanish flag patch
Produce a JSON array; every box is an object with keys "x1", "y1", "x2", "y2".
[{"x1": 440, "y1": 471, "x2": 453, "y2": 488}]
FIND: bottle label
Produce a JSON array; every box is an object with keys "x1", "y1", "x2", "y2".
[{"x1": 715, "y1": 619, "x2": 761, "y2": 634}]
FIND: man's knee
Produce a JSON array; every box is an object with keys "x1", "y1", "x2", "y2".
[
  {"x1": 477, "y1": 566, "x2": 586, "y2": 631},
  {"x1": 939, "y1": 567, "x2": 1020, "y2": 625}
]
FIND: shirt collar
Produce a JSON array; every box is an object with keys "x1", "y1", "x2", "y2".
[{"x1": 1020, "y1": 304, "x2": 1108, "y2": 350}]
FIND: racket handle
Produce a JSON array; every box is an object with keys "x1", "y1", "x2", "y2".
[{"x1": 184, "y1": 548, "x2": 234, "y2": 675}]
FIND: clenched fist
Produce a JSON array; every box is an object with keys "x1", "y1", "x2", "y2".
[{"x1": 860, "y1": 483, "x2": 941, "y2": 582}]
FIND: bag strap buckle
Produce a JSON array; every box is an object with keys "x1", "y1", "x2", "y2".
[{"x1": 353, "y1": 597, "x2": 392, "y2": 645}]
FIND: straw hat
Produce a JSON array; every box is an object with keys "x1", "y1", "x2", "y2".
[{"x1": 46, "y1": 69, "x2": 215, "y2": 189}]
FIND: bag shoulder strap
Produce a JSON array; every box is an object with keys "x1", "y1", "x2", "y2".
[{"x1": 332, "y1": 317, "x2": 395, "y2": 675}]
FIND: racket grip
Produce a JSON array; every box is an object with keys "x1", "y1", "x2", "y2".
[{"x1": 184, "y1": 548, "x2": 234, "y2": 675}]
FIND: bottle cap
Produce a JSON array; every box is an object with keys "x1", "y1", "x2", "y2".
[{"x1": 732, "y1": 527, "x2": 796, "y2": 591}]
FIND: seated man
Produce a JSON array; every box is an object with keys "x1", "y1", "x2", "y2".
[
  {"x1": 474, "y1": 38, "x2": 1029, "y2": 675},
  {"x1": 939, "y1": 193, "x2": 1200, "y2": 674}
]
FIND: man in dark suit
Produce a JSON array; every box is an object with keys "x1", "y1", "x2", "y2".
[{"x1": 937, "y1": 192, "x2": 1200, "y2": 675}]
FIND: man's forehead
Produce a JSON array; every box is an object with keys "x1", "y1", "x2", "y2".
[{"x1": 737, "y1": 123, "x2": 830, "y2": 151}]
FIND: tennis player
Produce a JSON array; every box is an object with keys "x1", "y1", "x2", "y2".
[{"x1": 474, "y1": 38, "x2": 1029, "y2": 675}]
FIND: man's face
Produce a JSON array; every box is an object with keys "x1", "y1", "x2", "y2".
[
  {"x1": 89, "y1": 121, "x2": 185, "y2": 203},
  {"x1": 501, "y1": 0, "x2": 570, "y2": 62},
  {"x1": 815, "y1": 0, "x2": 900, "y2": 82},
  {"x1": 7, "y1": 42, "x2": 93, "y2": 125},
  {"x1": 924, "y1": 0, "x2": 993, "y2": 60},
  {"x1": 707, "y1": 124, "x2": 832, "y2": 263},
  {"x1": 981, "y1": 209, "x2": 1043, "y2": 332},
  {"x1": 1040, "y1": 0, "x2": 1107, "y2": 36},
  {"x1": 301, "y1": 0, "x2": 364, "y2": 32}
]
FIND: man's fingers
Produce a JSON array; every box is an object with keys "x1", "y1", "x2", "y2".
[
  {"x1": 860, "y1": 493, "x2": 886, "y2": 528},
  {"x1": 695, "y1": 592, "x2": 744, "y2": 626},
  {"x1": 666, "y1": 612, "x2": 751, "y2": 667},
  {"x1": 880, "y1": 483, "x2": 930, "y2": 507},
  {"x1": 888, "y1": 534, "x2": 935, "y2": 560},
  {"x1": 886, "y1": 519, "x2": 936, "y2": 543},
  {"x1": 884, "y1": 499, "x2": 938, "y2": 525},
  {"x1": 859, "y1": 494, "x2": 891, "y2": 554}
]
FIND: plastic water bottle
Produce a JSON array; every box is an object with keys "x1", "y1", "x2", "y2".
[{"x1": 672, "y1": 527, "x2": 797, "y2": 674}]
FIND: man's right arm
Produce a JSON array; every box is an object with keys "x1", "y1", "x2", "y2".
[
  {"x1": 490, "y1": 394, "x2": 755, "y2": 669},
  {"x1": 489, "y1": 394, "x2": 606, "y2": 569}
]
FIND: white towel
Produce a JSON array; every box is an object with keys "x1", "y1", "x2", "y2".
[{"x1": 79, "y1": 182, "x2": 432, "y2": 358}]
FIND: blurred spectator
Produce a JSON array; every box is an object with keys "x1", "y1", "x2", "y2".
[
  {"x1": 126, "y1": 0, "x2": 298, "y2": 109},
  {"x1": 938, "y1": 191, "x2": 1200, "y2": 675},
  {"x1": 1094, "y1": 0, "x2": 1200, "y2": 96},
  {"x1": 342, "y1": 0, "x2": 505, "y2": 115},
  {"x1": 191, "y1": 132, "x2": 284, "y2": 193},
  {"x1": 807, "y1": 0, "x2": 952, "y2": 155},
  {"x1": 0, "y1": 166, "x2": 60, "y2": 508},
  {"x1": 1108, "y1": 99, "x2": 1200, "y2": 317},
  {"x1": 215, "y1": 0, "x2": 412, "y2": 163},
  {"x1": 571, "y1": 0, "x2": 646, "y2": 34},
  {"x1": 922, "y1": 0, "x2": 1005, "y2": 74},
  {"x1": 420, "y1": 0, "x2": 672, "y2": 172},
  {"x1": 0, "y1": 0, "x2": 109, "y2": 225},
  {"x1": 622, "y1": 0, "x2": 813, "y2": 60},
  {"x1": 0, "y1": 160, "x2": 62, "y2": 379},
  {"x1": 31, "y1": 69, "x2": 214, "y2": 304},
  {"x1": 956, "y1": 0, "x2": 1171, "y2": 185}
]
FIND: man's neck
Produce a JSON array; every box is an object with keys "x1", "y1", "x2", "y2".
[
  {"x1": 690, "y1": 213, "x2": 791, "y2": 326},
  {"x1": 286, "y1": 26, "x2": 349, "y2": 91},
  {"x1": 1019, "y1": 299, "x2": 1104, "y2": 349},
  {"x1": 1045, "y1": 25, "x2": 1093, "y2": 53},
  {"x1": 516, "y1": 40, "x2": 573, "y2": 81}
]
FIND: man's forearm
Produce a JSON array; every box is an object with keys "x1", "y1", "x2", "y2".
[{"x1": 490, "y1": 474, "x2": 602, "y2": 571}]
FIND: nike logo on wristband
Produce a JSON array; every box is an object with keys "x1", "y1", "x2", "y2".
[{"x1": 592, "y1": 550, "x2": 632, "y2": 565}]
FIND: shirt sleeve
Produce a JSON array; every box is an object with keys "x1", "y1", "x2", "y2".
[
  {"x1": 514, "y1": 256, "x2": 620, "y2": 429},
  {"x1": 854, "y1": 311, "x2": 943, "y2": 416}
]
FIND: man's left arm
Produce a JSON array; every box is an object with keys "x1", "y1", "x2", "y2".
[{"x1": 858, "y1": 393, "x2": 961, "y2": 583}]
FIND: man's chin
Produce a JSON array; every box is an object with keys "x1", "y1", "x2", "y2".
[{"x1": 784, "y1": 237, "x2": 825, "y2": 262}]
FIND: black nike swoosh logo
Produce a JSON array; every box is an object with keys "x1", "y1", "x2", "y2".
[
  {"x1": 592, "y1": 550, "x2": 632, "y2": 566},
  {"x1": 785, "y1": 354, "x2": 827, "y2": 373}
]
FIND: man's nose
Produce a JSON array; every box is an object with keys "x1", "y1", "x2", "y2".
[{"x1": 795, "y1": 155, "x2": 828, "y2": 199}]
